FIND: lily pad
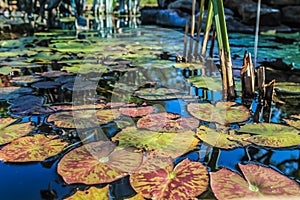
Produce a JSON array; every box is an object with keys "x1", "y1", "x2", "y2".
[
  {"x1": 210, "y1": 163, "x2": 300, "y2": 200},
  {"x1": 0, "y1": 134, "x2": 67, "y2": 162},
  {"x1": 61, "y1": 63, "x2": 108, "y2": 74},
  {"x1": 135, "y1": 88, "x2": 184, "y2": 100},
  {"x1": 10, "y1": 75, "x2": 43, "y2": 85},
  {"x1": 173, "y1": 62, "x2": 204, "y2": 69},
  {"x1": 0, "y1": 66, "x2": 20, "y2": 75},
  {"x1": 57, "y1": 141, "x2": 143, "y2": 184},
  {"x1": 31, "y1": 81, "x2": 61, "y2": 89},
  {"x1": 41, "y1": 70, "x2": 72, "y2": 79},
  {"x1": 8, "y1": 95, "x2": 45, "y2": 115},
  {"x1": 130, "y1": 157, "x2": 208, "y2": 199},
  {"x1": 0, "y1": 87, "x2": 33, "y2": 101},
  {"x1": 196, "y1": 126, "x2": 249, "y2": 149},
  {"x1": 0, "y1": 118, "x2": 34, "y2": 145},
  {"x1": 65, "y1": 186, "x2": 110, "y2": 200},
  {"x1": 137, "y1": 112, "x2": 200, "y2": 132},
  {"x1": 284, "y1": 115, "x2": 300, "y2": 129},
  {"x1": 237, "y1": 123, "x2": 300, "y2": 148},
  {"x1": 48, "y1": 109, "x2": 120, "y2": 129},
  {"x1": 187, "y1": 102, "x2": 250, "y2": 125},
  {"x1": 112, "y1": 127, "x2": 199, "y2": 158},
  {"x1": 119, "y1": 105, "x2": 155, "y2": 117},
  {"x1": 188, "y1": 76, "x2": 223, "y2": 91},
  {"x1": 275, "y1": 82, "x2": 300, "y2": 94}
]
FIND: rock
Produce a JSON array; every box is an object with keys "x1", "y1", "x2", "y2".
[
  {"x1": 224, "y1": 0, "x2": 253, "y2": 14},
  {"x1": 282, "y1": 6, "x2": 300, "y2": 26},
  {"x1": 156, "y1": 9, "x2": 188, "y2": 27},
  {"x1": 237, "y1": 3, "x2": 281, "y2": 26},
  {"x1": 141, "y1": 7, "x2": 160, "y2": 24},
  {"x1": 168, "y1": 0, "x2": 199, "y2": 14},
  {"x1": 262, "y1": 0, "x2": 300, "y2": 5}
]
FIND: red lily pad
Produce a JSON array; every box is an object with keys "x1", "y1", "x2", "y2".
[
  {"x1": 119, "y1": 105, "x2": 155, "y2": 117},
  {"x1": 187, "y1": 102, "x2": 250, "y2": 124},
  {"x1": 48, "y1": 109, "x2": 120, "y2": 129},
  {"x1": 137, "y1": 112, "x2": 200, "y2": 132},
  {"x1": 210, "y1": 163, "x2": 300, "y2": 200},
  {"x1": 237, "y1": 123, "x2": 300, "y2": 148},
  {"x1": 112, "y1": 127, "x2": 199, "y2": 158},
  {"x1": 135, "y1": 88, "x2": 184, "y2": 100},
  {"x1": 65, "y1": 186, "x2": 109, "y2": 200},
  {"x1": 130, "y1": 157, "x2": 209, "y2": 199},
  {"x1": 0, "y1": 134, "x2": 67, "y2": 162},
  {"x1": 0, "y1": 118, "x2": 34, "y2": 145},
  {"x1": 57, "y1": 141, "x2": 143, "y2": 184}
]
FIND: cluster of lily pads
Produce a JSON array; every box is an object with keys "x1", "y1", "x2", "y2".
[{"x1": 0, "y1": 28, "x2": 300, "y2": 199}]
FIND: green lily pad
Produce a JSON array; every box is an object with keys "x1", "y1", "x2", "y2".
[
  {"x1": 187, "y1": 102, "x2": 250, "y2": 125},
  {"x1": 137, "y1": 112, "x2": 200, "y2": 132},
  {"x1": 196, "y1": 126, "x2": 249, "y2": 149},
  {"x1": 173, "y1": 62, "x2": 204, "y2": 69},
  {"x1": 0, "y1": 87, "x2": 33, "y2": 101},
  {"x1": 211, "y1": 163, "x2": 300, "y2": 200},
  {"x1": 119, "y1": 105, "x2": 155, "y2": 117},
  {"x1": 237, "y1": 123, "x2": 300, "y2": 148},
  {"x1": 57, "y1": 141, "x2": 143, "y2": 184},
  {"x1": 135, "y1": 88, "x2": 184, "y2": 100},
  {"x1": 61, "y1": 63, "x2": 108, "y2": 74},
  {"x1": 0, "y1": 134, "x2": 67, "y2": 162},
  {"x1": 112, "y1": 126, "x2": 199, "y2": 158},
  {"x1": 65, "y1": 186, "x2": 110, "y2": 200},
  {"x1": 0, "y1": 118, "x2": 34, "y2": 145},
  {"x1": 188, "y1": 76, "x2": 223, "y2": 91},
  {"x1": 130, "y1": 157, "x2": 208, "y2": 199},
  {"x1": 48, "y1": 109, "x2": 120, "y2": 129},
  {"x1": 275, "y1": 82, "x2": 300, "y2": 94},
  {"x1": 0, "y1": 66, "x2": 20, "y2": 75},
  {"x1": 41, "y1": 70, "x2": 73, "y2": 79}
]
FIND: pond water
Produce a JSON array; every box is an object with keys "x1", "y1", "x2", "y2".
[{"x1": 0, "y1": 22, "x2": 300, "y2": 200}]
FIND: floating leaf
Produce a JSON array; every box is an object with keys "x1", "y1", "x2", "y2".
[
  {"x1": 8, "y1": 95, "x2": 44, "y2": 115},
  {"x1": 0, "y1": 66, "x2": 20, "y2": 75},
  {"x1": 65, "y1": 186, "x2": 110, "y2": 200},
  {"x1": 210, "y1": 163, "x2": 300, "y2": 200},
  {"x1": 275, "y1": 82, "x2": 300, "y2": 94},
  {"x1": 41, "y1": 70, "x2": 72, "y2": 78},
  {"x1": 188, "y1": 76, "x2": 223, "y2": 91},
  {"x1": 48, "y1": 109, "x2": 120, "y2": 129},
  {"x1": 10, "y1": 75, "x2": 43, "y2": 85},
  {"x1": 112, "y1": 127, "x2": 199, "y2": 158},
  {"x1": 284, "y1": 115, "x2": 300, "y2": 129},
  {"x1": 0, "y1": 134, "x2": 67, "y2": 162},
  {"x1": 0, "y1": 118, "x2": 34, "y2": 145},
  {"x1": 119, "y1": 105, "x2": 154, "y2": 117},
  {"x1": 173, "y1": 62, "x2": 204, "y2": 69},
  {"x1": 187, "y1": 102, "x2": 250, "y2": 124},
  {"x1": 61, "y1": 63, "x2": 107, "y2": 74},
  {"x1": 130, "y1": 157, "x2": 208, "y2": 199},
  {"x1": 196, "y1": 126, "x2": 249, "y2": 149},
  {"x1": 31, "y1": 81, "x2": 61, "y2": 89},
  {"x1": 57, "y1": 141, "x2": 143, "y2": 184},
  {"x1": 239, "y1": 123, "x2": 299, "y2": 136},
  {"x1": 0, "y1": 87, "x2": 33, "y2": 101},
  {"x1": 137, "y1": 112, "x2": 199, "y2": 132},
  {"x1": 135, "y1": 88, "x2": 184, "y2": 100}
]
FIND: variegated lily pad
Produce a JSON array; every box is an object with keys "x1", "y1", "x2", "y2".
[
  {"x1": 10, "y1": 75, "x2": 43, "y2": 85},
  {"x1": 237, "y1": 123, "x2": 300, "y2": 148},
  {"x1": 0, "y1": 118, "x2": 34, "y2": 145},
  {"x1": 119, "y1": 105, "x2": 154, "y2": 117},
  {"x1": 65, "y1": 186, "x2": 110, "y2": 200},
  {"x1": 135, "y1": 88, "x2": 184, "y2": 100},
  {"x1": 57, "y1": 141, "x2": 143, "y2": 184},
  {"x1": 196, "y1": 126, "x2": 249, "y2": 149},
  {"x1": 284, "y1": 115, "x2": 300, "y2": 129},
  {"x1": 211, "y1": 163, "x2": 300, "y2": 200},
  {"x1": 112, "y1": 127, "x2": 199, "y2": 158},
  {"x1": 0, "y1": 134, "x2": 67, "y2": 162},
  {"x1": 130, "y1": 157, "x2": 208, "y2": 199},
  {"x1": 137, "y1": 112, "x2": 200, "y2": 132},
  {"x1": 48, "y1": 109, "x2": 120, "y2": 129},
  {"x1": 187, "y1": 102, "x2": 250, "y2": 125}
]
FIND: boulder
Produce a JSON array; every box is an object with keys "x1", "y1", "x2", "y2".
[
  {"x1": 237, "y1": 2, "x2": 281, "y2": 26},
  {"x1": 168, "y1": 0, "x2": 199, "y2": 14},
  {"x1": 282, "y1": 6, "x2": 300, "y2": 26},
  {"x1": 262, "y1": 0, "x2": 300, "y2": 5}
]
